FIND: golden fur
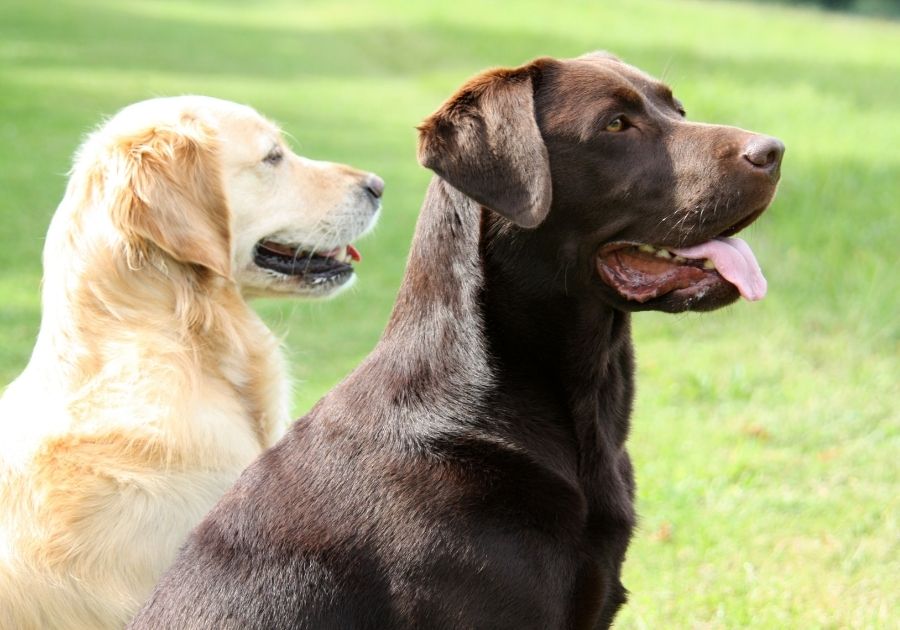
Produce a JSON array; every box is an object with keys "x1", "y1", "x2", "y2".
[{"x1": 0, "y1": 96, "x2": 380, "y2": 629}]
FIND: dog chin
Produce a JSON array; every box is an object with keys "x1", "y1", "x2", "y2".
[
  {"x1": 240, "y1": 269, "x2": 356, "y2": 300},
  {"x1": 633, "y1": 283, "x2": 741, "y2": 313},
  {"x1": 599, "y1": 279, "x2": 741, "y2": 313}
]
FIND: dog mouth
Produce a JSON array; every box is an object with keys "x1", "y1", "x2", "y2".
[
  {"x1": 597, "y1": 236, "x2": 766, "y2": 304},
  {"x1": 253, "y1": 239, "x2": 361, "y2": 284}
]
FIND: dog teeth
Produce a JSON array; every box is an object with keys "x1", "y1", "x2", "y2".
[
  {"x1": 635, "y1": 243, "x2": 715, "y2": 269},
  {"x1": 638, "y1": 244, "x2": 678, "y2": 259},
  {"x1": 637, "y1": 244, "x2": 700, "y2": 266}
]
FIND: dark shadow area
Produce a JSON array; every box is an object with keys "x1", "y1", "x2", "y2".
[
  {"x1": 738, "y1": 0, "x2": 900, "y2": 18},
  {"x1": 1, "y1": 1, "x2": 897, "y2": 114}
]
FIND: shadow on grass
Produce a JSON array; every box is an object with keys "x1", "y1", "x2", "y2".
[
  {"x1": 1, "y1": 0, "x2": 896, "y2": 381},
  {"x1": 2, "y1": 1, "x2": 897, "y2": 113},
  {"x1": 741, "y1": 0, "x2": 900, "y2": 19}
]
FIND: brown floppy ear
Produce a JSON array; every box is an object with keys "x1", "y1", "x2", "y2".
[
  {"x1": 417, "y1": 64, "x2": 551, "y2": 228},
  {"x1": 110, "y1": 115, "x2": 231, "y2": 278}
]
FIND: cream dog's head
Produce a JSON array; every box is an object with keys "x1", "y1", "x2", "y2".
[{"x1": 76, "y1": 95, "x2": 382, "y2": 298}]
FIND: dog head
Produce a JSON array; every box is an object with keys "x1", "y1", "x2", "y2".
[
  {"x1": 418, "y1": 53, "x2": 783, "y2": 313},
  {"x1": 81, "y1": 96, "x2": 381, "y2": 298}
]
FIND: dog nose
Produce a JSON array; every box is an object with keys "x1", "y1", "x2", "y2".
[
  {"x1": 742, "y1": 135, "x2": 785, "y2": 178},
  {"x1": 364, "y1": 174, "x2": 385, "y2": 200}
]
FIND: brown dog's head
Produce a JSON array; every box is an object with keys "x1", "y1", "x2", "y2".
[
  {"x1": 70, "y1": 96, "x2": 382, "y2": 299},
  {"x1": 418, "y1": 53, "x2": 783, "y2": 312}
]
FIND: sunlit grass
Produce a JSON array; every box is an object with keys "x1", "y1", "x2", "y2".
[{"x1": 1, "y1": 0, "x2": 897, "y2": 626}]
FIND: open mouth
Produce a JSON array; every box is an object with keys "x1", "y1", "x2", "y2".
[
  {"x1": 253, "y1": 239, "x2": 361, "y2": 284},
  {"x1": 597, "y1": 236, "x2": 767, "y2": 303}
]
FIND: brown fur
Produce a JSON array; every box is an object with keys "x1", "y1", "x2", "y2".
[
  {"x1": 131, "y1": 55, "x2": 783, "y2": 629},
  {"x1": 418, "y1": 67, "x2": 551, "y2": 228}
]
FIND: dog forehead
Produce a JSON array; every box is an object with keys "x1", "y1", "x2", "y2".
[
  {"x1": 185, "y1": 99, "x2": 284, "y2": 165},
  {"x1": 538, "y1": 55, "x2": 674, "y2": 136},
  {"x1": 102, "y1": 96, "x2": 277, "y2": 146},
  {"x1": 558, "y1": 55, "x2": 669, "y2": 99},
  {"x1": 213, "y1": 107, "x2": 279, "y2": 149}
]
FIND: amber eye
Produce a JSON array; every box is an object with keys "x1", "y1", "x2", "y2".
[{"x1": 605, "y1": 116, "x2": 627, "y2": 132}]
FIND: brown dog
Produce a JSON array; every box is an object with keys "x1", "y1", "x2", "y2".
[{"x1": 129, "y1": 53, "x2": 782, "y2": 629}]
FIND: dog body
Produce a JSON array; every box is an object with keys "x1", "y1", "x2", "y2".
[
  {"x1": 131, "y1": 55, "x2": 782, "y2": 629},
  {"x1": 0, "y1": 96, "x2": 381, "y2": 629}
]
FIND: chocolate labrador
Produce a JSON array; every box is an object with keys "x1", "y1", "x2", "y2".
[{"x1": 129, "y1": 52, "x2": 783, "y2": 629}]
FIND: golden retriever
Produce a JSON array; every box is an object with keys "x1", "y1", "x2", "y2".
[{"x1": 0, "y1": 96, "x2": 382, "y2": 629}]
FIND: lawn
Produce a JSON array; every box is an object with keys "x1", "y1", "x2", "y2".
[{"x1": 1, "y1": 0, "x2": 897, "y2": 627}]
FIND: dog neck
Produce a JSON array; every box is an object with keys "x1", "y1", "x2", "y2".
[
  {"x1": 373, "y1": 179, "x2": 494, "y2": 420},
  {"x1": 26, "y1": 196, "x2": 283, "y2": 449},
  {"x1": 375, "y1": 177, "x2": 634, "y2": 461},
  {"x1": 481, "y1": 203, "x2": 635, "y2": 471}
]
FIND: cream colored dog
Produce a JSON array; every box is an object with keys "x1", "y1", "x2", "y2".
[{"x1": 0, "y1": 96, "x2": 382, "y2": 629}]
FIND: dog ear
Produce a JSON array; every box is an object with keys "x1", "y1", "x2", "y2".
[
  {"x1": 109, "y1": 115, "x2": 231, "y2": 278},
  {"x1": 417, "y1": 64, "x2": 551, "y2": 229}
]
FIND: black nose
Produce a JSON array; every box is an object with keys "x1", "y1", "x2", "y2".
[
  {"x1": 364, "y1": 174, "x2": 385, "y2": 200},
  {"x1": 742, "y1": 135, "x2": 785, "y2": 178}
]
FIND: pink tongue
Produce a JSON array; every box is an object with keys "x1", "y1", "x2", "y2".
[{"x1": 671, "y1": 237, "x2": 767, "y2": 301}]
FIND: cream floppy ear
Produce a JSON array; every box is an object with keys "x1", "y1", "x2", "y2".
[
  {"x1": 417, "y1": 64, "x2": 551, "y2": 229},
  {"x1": 109, "y1": 115, "x2": 231, "y2": 278}
]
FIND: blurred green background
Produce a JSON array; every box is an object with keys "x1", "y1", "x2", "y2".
[{"x1": 1, "y1": 0, "x2": 897, "y2": 627}]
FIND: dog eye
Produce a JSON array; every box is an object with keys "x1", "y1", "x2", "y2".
[
  {"x1": 263, "y1": 148, "x2": 284, "y2": 165},
  {"x1": 605, "y1": 116, "x2": 628, "y2": 132}
]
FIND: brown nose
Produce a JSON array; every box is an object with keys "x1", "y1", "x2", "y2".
[
  {"x1": 364, "y1": 174, "x2": 385, "y2": 200},
  {"x1": 742, "y1": 136, "x2": 785, "y2": 178}
]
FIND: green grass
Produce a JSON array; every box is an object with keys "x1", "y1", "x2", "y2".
[{"x1": 1, "y1": 0, "x2": 897, "y2": 626}]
